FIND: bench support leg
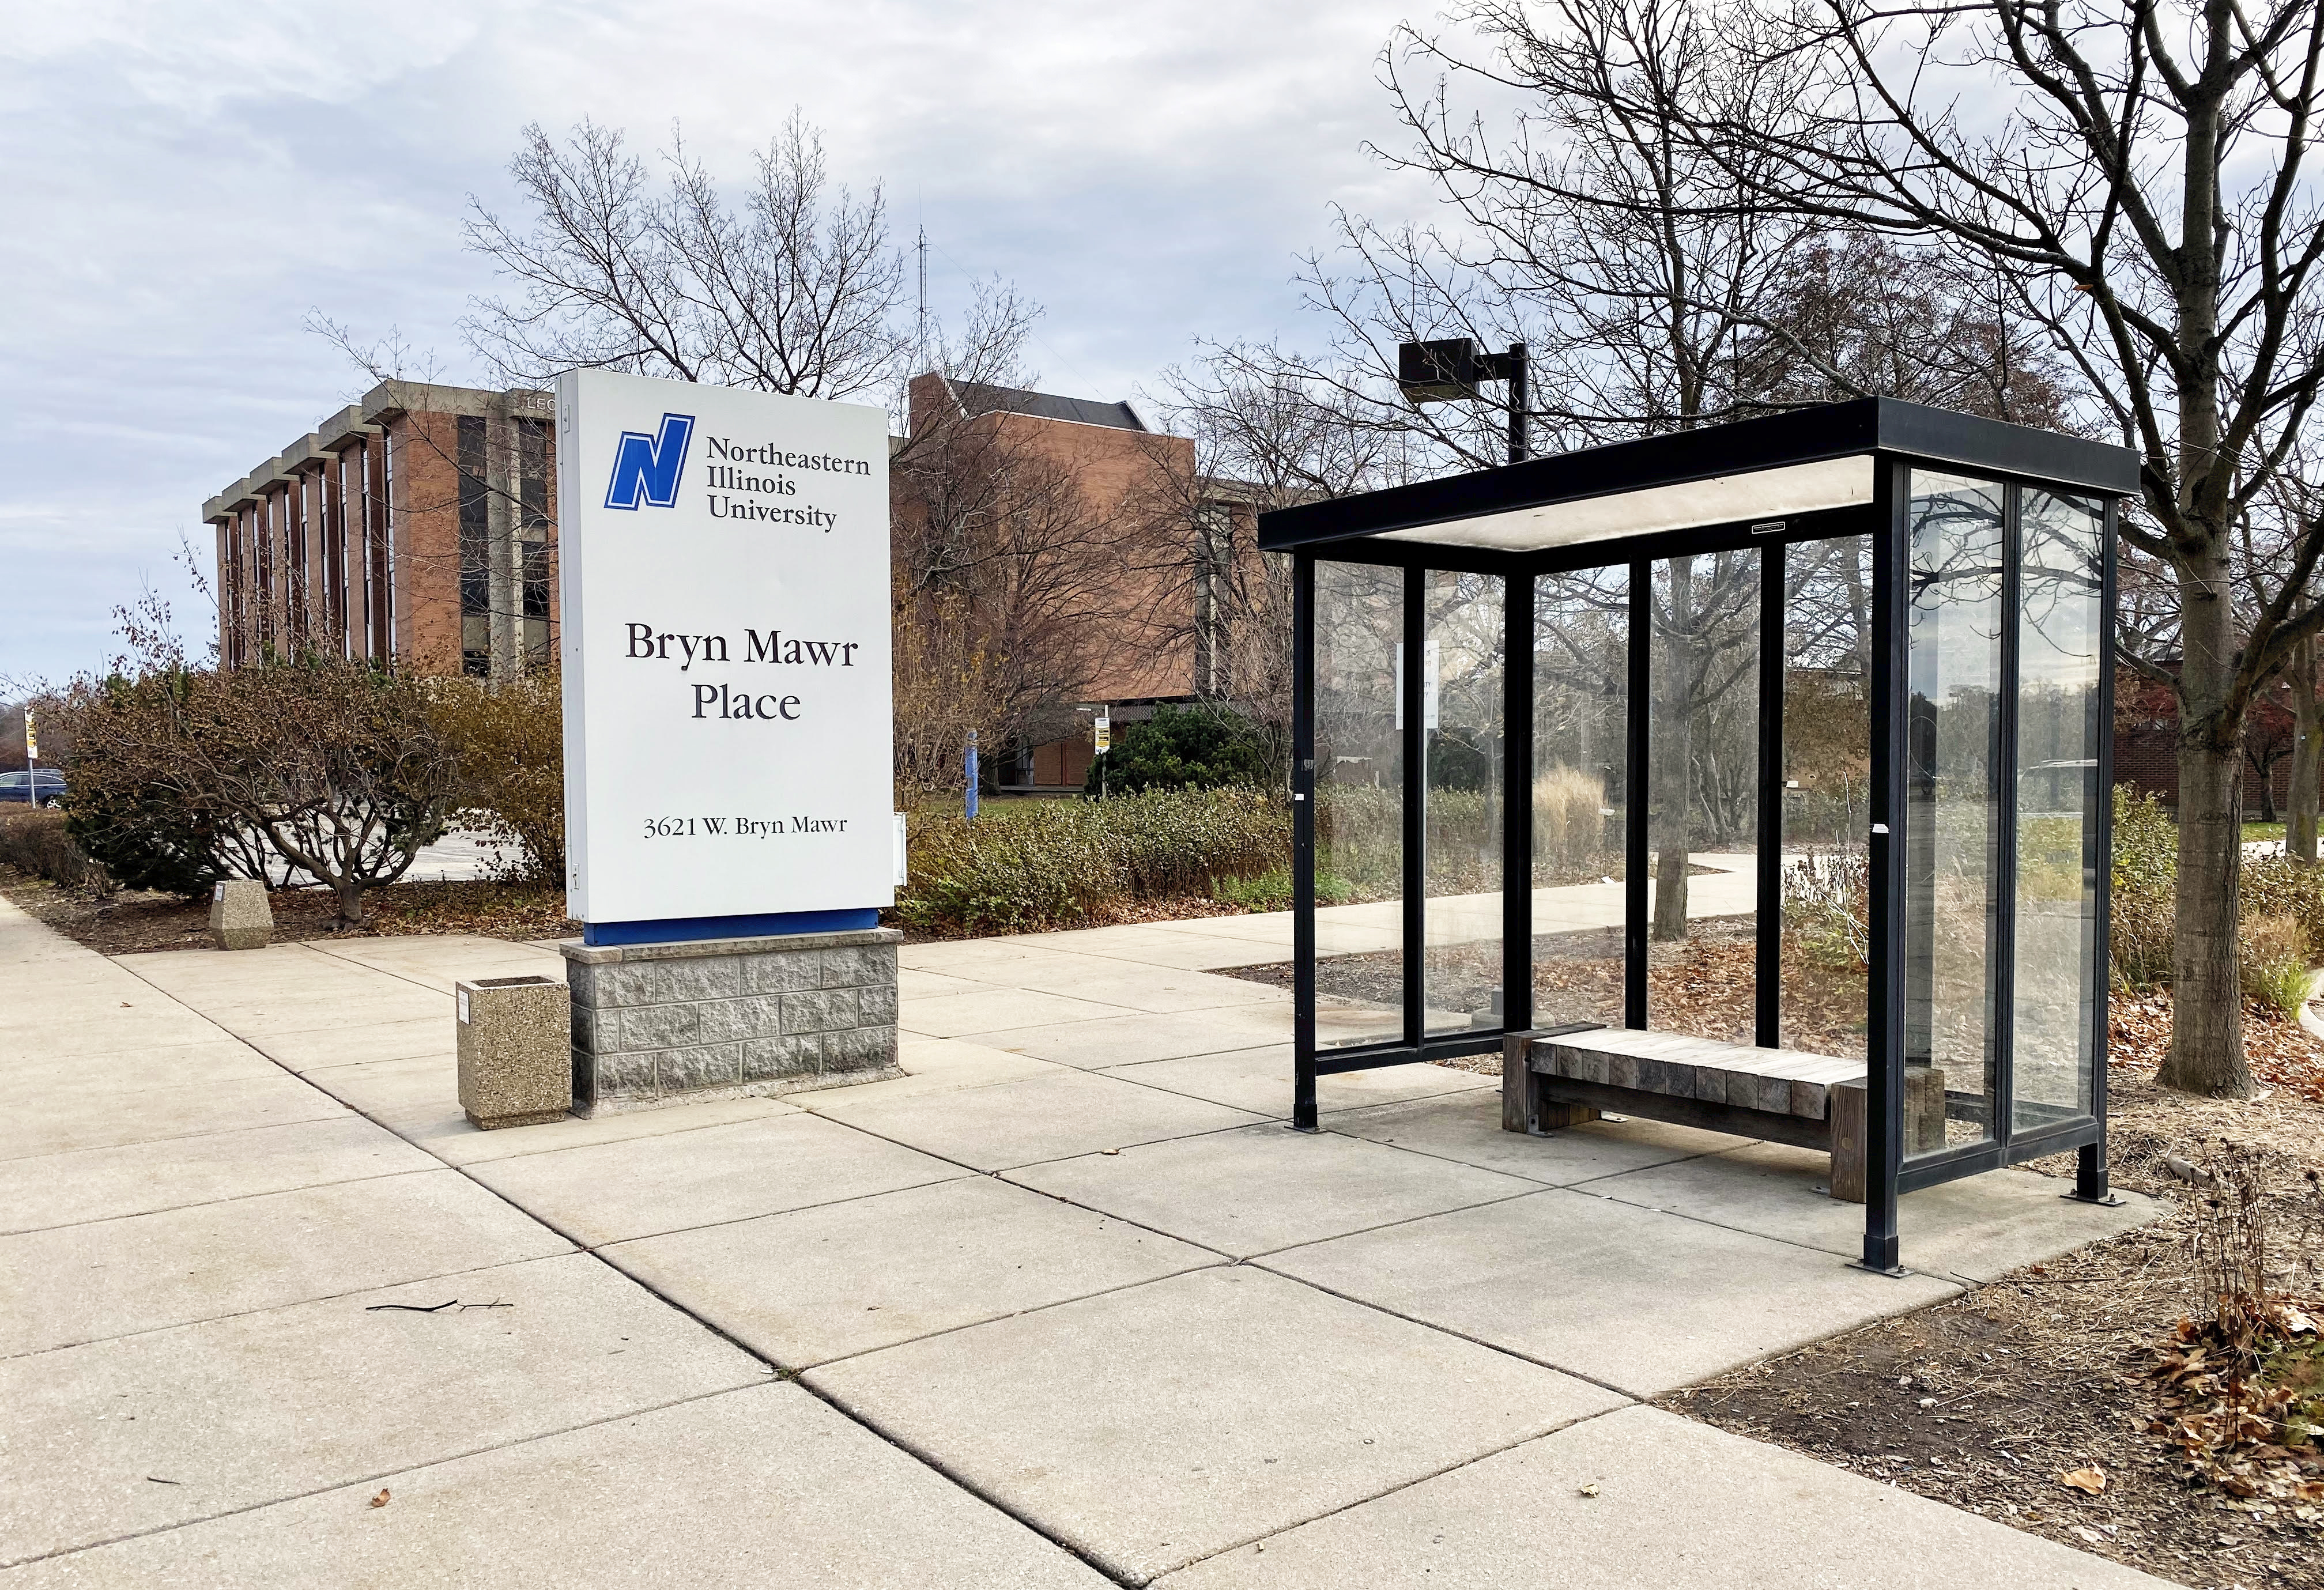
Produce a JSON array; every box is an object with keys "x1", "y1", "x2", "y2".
[
  {"x1": 1502, "y1": 1034, "x2": 1598, "y2": 1135},
  {"x1": 1828, "y1": 1079, "x2": 1867, "y2": 1204}
]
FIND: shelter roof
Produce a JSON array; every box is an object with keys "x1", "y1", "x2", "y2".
[{"x1": 1257, "y1": 398, "x2": 2138, "y2": 558}]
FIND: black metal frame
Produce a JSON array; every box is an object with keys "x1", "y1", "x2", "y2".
[{"x1": 1269, "y1": 398, "x2": 2137, "y2": 1268}]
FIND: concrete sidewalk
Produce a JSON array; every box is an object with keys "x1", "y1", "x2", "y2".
[{"x1": 1, "y1": 898, "x2": 2170, "y2": 1587}]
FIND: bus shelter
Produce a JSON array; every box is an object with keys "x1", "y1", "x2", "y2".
[{"x1": 1257, "y1": 399, "x2": 2137, "y2": 1272}]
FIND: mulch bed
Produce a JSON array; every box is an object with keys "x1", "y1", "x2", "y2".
[{"x1": 0, "y1": 866, "x2": 576, "y2": 953}]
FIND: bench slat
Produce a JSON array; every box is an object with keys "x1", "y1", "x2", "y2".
[{"x1": 1525, "y1": 1027, "x2": 1865, "y2": 1121}]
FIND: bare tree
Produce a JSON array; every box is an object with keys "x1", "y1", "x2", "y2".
[
  {"x1": 463, "y1": 115, "x2": 907, "y2": 399},
  {"x1": 1118, "y1": 349, "x2": 1428, "y2": 774},
  {"x1": 889, "y1": 377, "x2": 1148, "y2": 799},
  {"x1": 1660, "y1": 0, "x2": 2324, "y2": 1096}
]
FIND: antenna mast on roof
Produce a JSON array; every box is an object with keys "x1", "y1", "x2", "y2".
[{"x1": 915, "y1": 225, "x2": 929, "y2": 367}]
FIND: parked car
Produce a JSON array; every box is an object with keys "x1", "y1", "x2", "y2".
[{"x1": 0, "y1": 769, "x2": 66, "y2": 807}]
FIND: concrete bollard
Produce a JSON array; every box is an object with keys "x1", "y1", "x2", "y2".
[
  {"x1": 456, "y1": 975, "x2": 573, "y2": 1130},
  {"x1": 207, "y1": 880, "x2": 274, "y2": 951}
]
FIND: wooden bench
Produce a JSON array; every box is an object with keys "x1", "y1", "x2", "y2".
[{"x1": 1501, "y1": 1026, "x2": 1945, "y2": 1203}]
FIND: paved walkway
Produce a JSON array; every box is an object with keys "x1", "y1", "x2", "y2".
[{"x1": 1, "y1": 898, "x2": 2169, "y2": 1587}]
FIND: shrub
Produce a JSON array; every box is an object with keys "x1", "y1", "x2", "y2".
[
  {"x1": 2111, "y1": 788, "x2": 2179, "y2": 991},
  {"x1": 1086, "y1": 705, "x2": 1272, "y2": 796},
  {"x1": 2240, "y1": 913, "x2": 2314, "y2": 1018},
  {"x1": 52, "y1": 658, "x2": 461, "y2": 922},
  {"x1": 900, "y1": 787, "x2": 1288, "y2": 935},
  {"x1": 1535, "y1": 767, "x2": 1616, "y2": 874},
  {"x1": 1783, "y1": 849, "x2": 1870, "y2": 970},
  {"x1": 0, "y1": 809, "x2": 109, "y2": 889},
  {"x1": 424, "y1": 673, "x2": 565, "y2": 884},
  {"x1": 54, "y1": 670, "x2": 254, "y2": 896},
  {"x1": 1209, "y1": 866, "x2": 1355, "y2": 913},
  {"x1": 2239, "y1": 852, "x2": 2324, "y2": 966}
]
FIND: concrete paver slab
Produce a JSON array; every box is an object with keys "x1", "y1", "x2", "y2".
[
  {"x1": 987, "y1": 959, "x2": 1289, "y2": 1015},
  {"x1": 1099, "y1": 1047, "x2": 1490, "y2": 1118},
  {"x1": 247, "y1": 1015, "x2": 452, "y2": 1072},
  {"x1": 5, "y1": 1039, "x2": 285, "y2": 1099},
  {"x1": 0, "y1": 1009, "x2": 234, "y2": 1065},
  {"x1": 1260, "y1": 1189, "x2": 1959, "y2": 1397},
  {"x1": 173, "y1": 990, "x2": 455, "y2": 1036},
  {"x1": 0, "y1": 1115, "x2": 438, "y2": 1234},
  {"x1": 807, "y1": 1267, "x2": 1625, "y2": 1585},
  {"x1": 0, "y1": 1071, "x2": 349, "y2": 1162},
  {"x1": 0, "y1": 1168, "x2": 572, "y2": 1355},
  {"x1": 1326, "y1": 1090, "x2": 1753, "y2": 1183},
  {"x1": 983, "y1": 1004, "x2": 1299, "y2": 1068},
  {"x1": 896, "y1": 966, "x2": 1000, "y2": 1000},
  {"x1": 1588, "y1": 1143, "x2": 2164, "y2": 1282},
  {"x1": 803, "y1": 1068, "x2": 1265, "y2": 1170},
  {"x1": 301, "y1": 935, "x2": 564, "y2": 994},
  {"x1": 6, "y1": 1382, "x2": 1113, "y2": 1588},
  {"x1": 993, "y1": 924, "x2": 1299, "y2": 972},
  {"x1": 0, "y1": 1252, "x2": 764, "y2": 1567},
  {"x1": 606, "y1": 1174, "x2": 1217, "y2": 1368},
  {"x1": 298, "y1": 1051, "x2": 458, "y2": 1118},
  {"x1": 401, "y1": 1092, "x2": 803, "y2": 1168},
  {"x1": 1008, "y1": 1124, "x2": 1538, "y2": 1258},
  {"x1": 469, "y1": 1112, "x2": 970, "y2": 1247},
  {"x1": 898, "y1": 986, "x2": 1141, "y2": 1038},
  {"x1": 1155, "y1": 1403, "x2": 2172, "y2": 1589}
]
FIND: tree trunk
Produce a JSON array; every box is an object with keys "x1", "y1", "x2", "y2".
[
  {"x1": 2290, "y1": 636, "x2": 2320, "y2": 863},
  {"x1": 1651, "y1": 559, "x2": 1693, "y2": 941},
  {"x1": 2253, "y1": 754, "x2": 2280, "y2": 822},
  {"x1": 334, "y1": 874, "x2": 368, "y2": 927},
  {"x1": 2156, "y1": 563, "x2": 2251, "y2": 1096}
]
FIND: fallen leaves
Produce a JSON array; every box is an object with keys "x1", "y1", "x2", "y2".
[
  {"x1": 2061, "y1": 1466, "x2": 2108, "y2": 1494},
  {"x1": 368, "y1": 1490, "x2": 390, "y2": 1509},
  {"x1": 1577, "y1": 1482, "x2": 1601, "y2": 1498}
]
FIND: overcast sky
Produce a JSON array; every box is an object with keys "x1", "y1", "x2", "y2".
[{"x1": 0, "y1": 1, "x2": 1441, "y2": 690}]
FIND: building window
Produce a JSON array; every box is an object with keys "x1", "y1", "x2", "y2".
[{"x1": 458, "y1": 414, "x2": 491, "y2": 677}]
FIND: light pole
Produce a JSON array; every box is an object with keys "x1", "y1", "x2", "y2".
[{"x1": 1397, "y1": 338, "x2": 1530, "y2": 464}]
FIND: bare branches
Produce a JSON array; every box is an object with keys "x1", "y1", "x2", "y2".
[{"x1": 462, "y1": 116, "x2": 908, "y2": 401}]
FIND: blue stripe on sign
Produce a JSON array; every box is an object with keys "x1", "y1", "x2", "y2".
[{"x1": 581, "y1": 908, "x2": 881, "y2": 946}]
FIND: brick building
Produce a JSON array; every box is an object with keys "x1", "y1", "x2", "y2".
[
  {"x1": 2113, "y1": 664, "x2": 2299, "y2": 815},
  {"x1": 203, "y1": 382, "x2": 558, "y2": 679},
  {"x1": 900, "y1": 374, "x2": 1258, "y2": 792},
  {"x1": 207, "y1": 373, "x2": 1253, "y2": 790}
]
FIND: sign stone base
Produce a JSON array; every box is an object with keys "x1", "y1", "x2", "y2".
[{"x1": 560, "y1": 927, "x2": 902, "y2": 1116}]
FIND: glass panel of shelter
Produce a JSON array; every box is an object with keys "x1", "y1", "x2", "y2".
[
  {"x1": 1312, "y1": 560, "x2": 1404, "y2": 1049},
  {"x1": 1424, "y1": 570, "x2": 1506, "y2": 1035},
  {"x1": 1532, "y1": 568, "x2": 1628, "y2": 1030}
]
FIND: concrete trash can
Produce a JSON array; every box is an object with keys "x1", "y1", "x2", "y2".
[
  {"x1": 456, "y1": 975, "x2": 573, "y2": 1130},
  {"x1": 207, "y1": 880, "x2": 273, "y2": 950}
]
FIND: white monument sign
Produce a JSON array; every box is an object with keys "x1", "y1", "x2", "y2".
[{"x1": 556, "y1": 369, "x2": 894, "y2": 931}]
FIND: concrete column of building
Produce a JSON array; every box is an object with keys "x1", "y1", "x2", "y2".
[
  {"x1": 321, "y1": 452, "x2": 346, "y2": 655},
  {"x1": 365, "y1": 435, "x2": 393, "y2": 663},
  {"x1": 486, "y1": 403, "x2": 520, "y2": 682}
]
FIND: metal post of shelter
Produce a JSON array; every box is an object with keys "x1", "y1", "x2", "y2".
[{"x1": 1291, "y1": 552, "x2": 1318, "y2": 1131}]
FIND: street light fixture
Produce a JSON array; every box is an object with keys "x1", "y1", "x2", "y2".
[{"x1": 1397, "y1": 338, "x2": 1530, "y2": 464}]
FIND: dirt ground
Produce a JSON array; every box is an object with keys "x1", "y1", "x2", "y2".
[{"x1": 0, "y1": 866, "x2": 578, "y2": 952}]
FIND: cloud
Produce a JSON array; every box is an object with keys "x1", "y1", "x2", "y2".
[{"x1": 0, "y1": 0, "x2": 1435, "y2": 686}]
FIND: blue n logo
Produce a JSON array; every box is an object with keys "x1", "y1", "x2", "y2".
[{"x1": 603, "y1": 413, "x2": 696, "y2": 510}]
